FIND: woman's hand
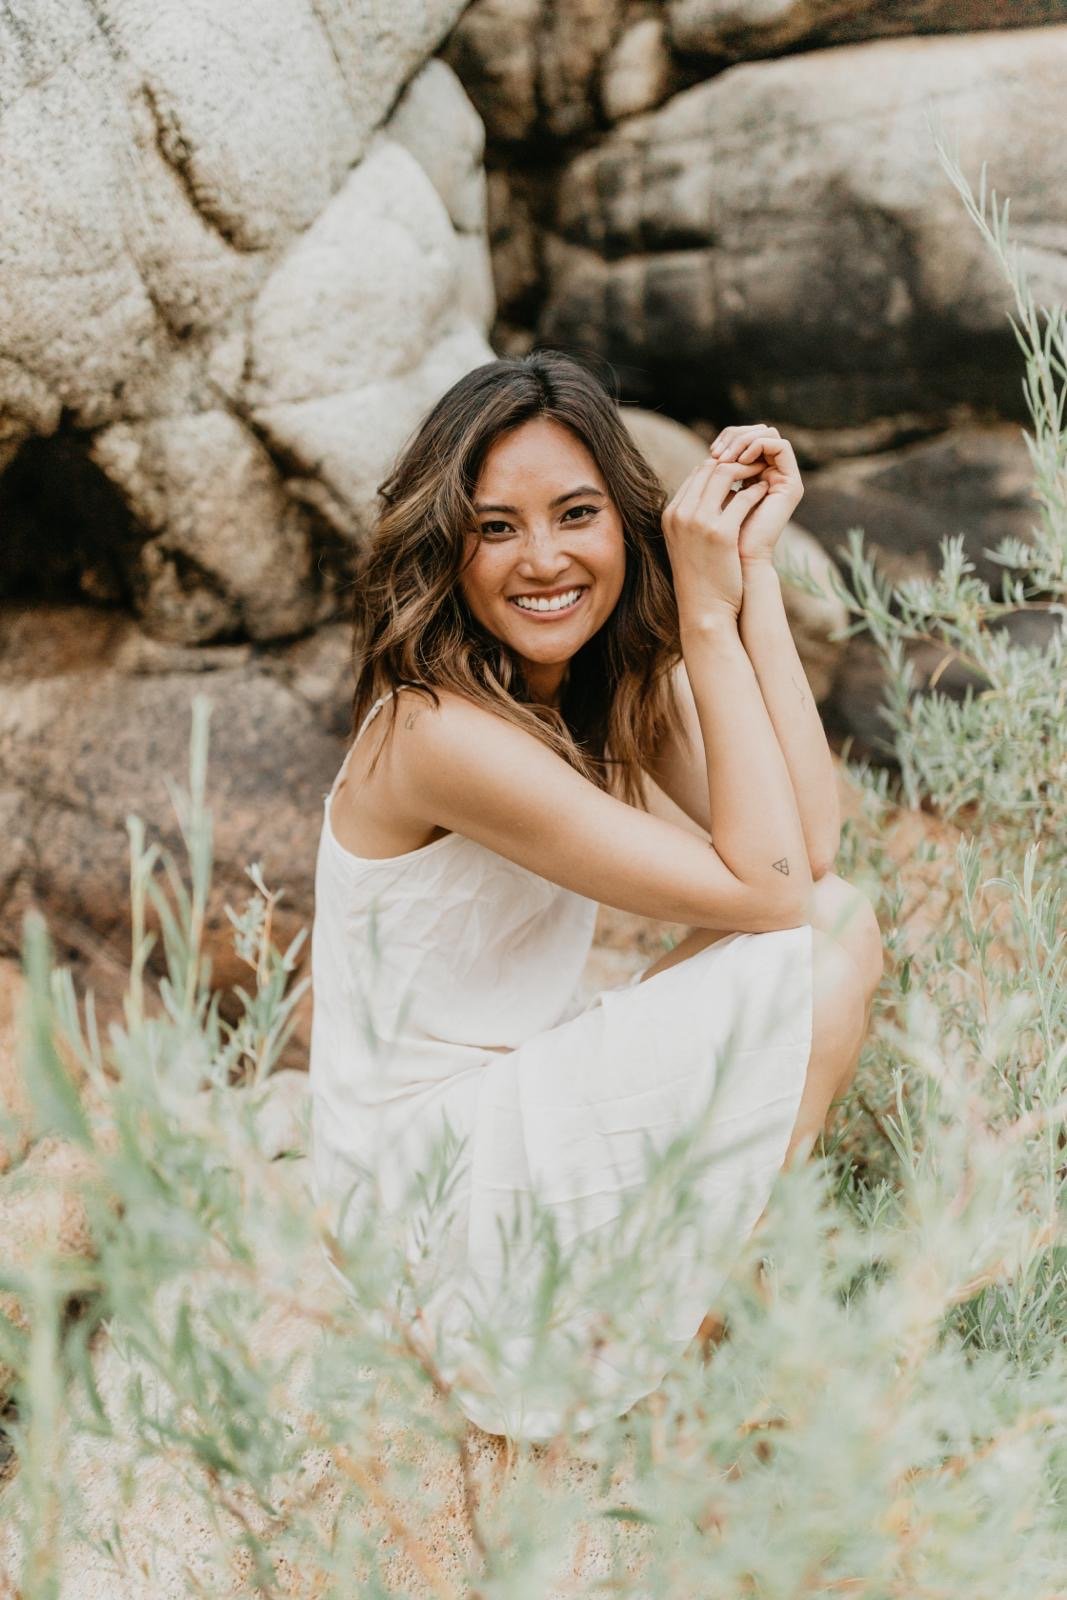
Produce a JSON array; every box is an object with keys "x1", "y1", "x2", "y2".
[
  {"x1": 661, "y1": 454, "x2": 770, "y2": 625},
  {"x1": 707, "y1": 424, "x2": 804, "y2": 569}
]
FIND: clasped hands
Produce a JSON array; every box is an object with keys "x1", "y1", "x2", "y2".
[{"x1": 661, "y1": 423, "x2": 804, "y2": 622}]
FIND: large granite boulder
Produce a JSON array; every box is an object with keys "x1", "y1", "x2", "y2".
[
  {"x1": 667, "y1": 0, "x2": 1067, "y2": 59},
  {"x1": 539, "y1": 26, "x2": 1067, "y2": 426},
  {"x1": 0, "y1": 1, "x2": 494, "y2": 644},
  {"x1": 799, "y1": 421, "x2": 1040, "y2": 592},
  {"x1": 445, "y1": 0, "x2": 1067, "y2": 149}
]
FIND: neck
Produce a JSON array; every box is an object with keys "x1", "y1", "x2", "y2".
[{"x1": 524, "y1": 659, "x2": 568, "y2": 710}]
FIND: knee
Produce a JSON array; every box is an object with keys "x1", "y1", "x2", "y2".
[
  {"x1": 810, "y1": 926, "x2": 869, "y2": 1066},
  {"x1": 810, "y1": 873, "x2": 884, "y2": 1001}
]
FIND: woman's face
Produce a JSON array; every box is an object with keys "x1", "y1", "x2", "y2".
[{"x1": 459, "y1": 417, "x2": 627, "y2": 701}]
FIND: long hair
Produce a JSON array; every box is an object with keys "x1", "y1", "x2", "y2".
[{"x1": 349, "y1": 349, "x2": 685, "y2": 810}]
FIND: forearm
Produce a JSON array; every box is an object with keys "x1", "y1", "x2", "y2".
[
  {"x1": 738, "y1": 559, "x2": 841, "y2": 875},
  {"x1": 681, "y1": 613, "x2": 813, "y2": 916}
]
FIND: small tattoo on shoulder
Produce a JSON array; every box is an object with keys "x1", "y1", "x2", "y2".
[
  {"x1": 404, "y1": 709, "x2": 421, "y2": 731},
  {"x1": 772, "y1": 858, "x2": 790, "y2": 876}
]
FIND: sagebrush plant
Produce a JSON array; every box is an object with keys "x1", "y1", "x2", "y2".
[{"x1": 1, "y1": 134, "x2": 1065, "y2": 1597}]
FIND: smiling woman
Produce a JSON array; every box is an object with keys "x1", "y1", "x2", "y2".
[{"x1": 310, "y1": 349, "x2": 880, "y2": 1442}]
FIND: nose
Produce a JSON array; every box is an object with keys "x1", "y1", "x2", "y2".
[{"x1": 515, "y1": 524, "x2": 570, "y2": 583}]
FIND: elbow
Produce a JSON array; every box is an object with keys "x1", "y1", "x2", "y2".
[
  {"x1": 743, "y1": 880, "x2": 815, "y2": 932},
  {"x1": 769, "y1": 890, "x2": 814, "y2": 930}
]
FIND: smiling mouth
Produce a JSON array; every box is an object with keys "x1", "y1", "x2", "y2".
[{"x1": 507, "y1": 585, "x2": 589, "y2": 617}]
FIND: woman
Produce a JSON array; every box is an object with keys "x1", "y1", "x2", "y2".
[{"x1": 309, "y1": 349, "x2": 883, "y2": 1441}]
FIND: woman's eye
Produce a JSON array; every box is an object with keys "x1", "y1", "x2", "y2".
[{"x1": 476, "y1": 505, "x2": 598, "y2": 537}]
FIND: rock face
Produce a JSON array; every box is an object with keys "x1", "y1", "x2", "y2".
[
  {"x1": 667, "y1": 0, "x2": 1067, "y2": 58},
  {"x1": 0, "y1": 605, "x2": 353, "y2": 1036},
  {"x1": 448, "y1": 0, "x2": 1067, "y2": 150},
  {"x1": 444, "y1": 0, "x2": 630, "y2": 144},
  {"x1": 800, "y1": 422, "x2": 1040, "y2": 591},
  {"x1": 541, "y1": 27, "x2": 1067, "y2": 425},
  {"x1": 0, "y1": 1, "x2": 494, "y2": 644}
]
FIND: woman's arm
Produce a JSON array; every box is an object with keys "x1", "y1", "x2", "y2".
[
  {"x1": 677, "y1": 611, "x2": 814, "y2": 908},
  {"x1": 390, "y1": 653, "x2": 810, "y2": 933},
  {"x1": 737, "y1": 558, "x2": 840, "y2": 877},
  {"x1": 720, "y1": 421, "x2": 840, "y2": 876},
  {"x1": 647, "y1": 596, "x2": 841, "y2": 879},
  {"x1": 646, "y1": 427, "x2": 840, "y2": 878}
]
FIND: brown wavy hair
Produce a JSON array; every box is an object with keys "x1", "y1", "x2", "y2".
[{"x1": 349, "y1": 348, "x2": 684, "y2": 810}]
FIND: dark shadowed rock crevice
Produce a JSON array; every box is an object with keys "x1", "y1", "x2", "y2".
[{"x1": 0, "y1": 430, "x2": 150, "y2": 606}]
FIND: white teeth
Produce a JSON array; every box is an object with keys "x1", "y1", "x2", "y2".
[{"x1": 511, "y1": 587, "x2": 584, "y2": 613}]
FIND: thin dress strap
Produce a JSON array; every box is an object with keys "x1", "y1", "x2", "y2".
[
  {"x1": 327, "y1": 688, "x2": 398, "y2": 802},
  {"x1": 354, "y1": 688, "x2": 398, "y2": 745}
]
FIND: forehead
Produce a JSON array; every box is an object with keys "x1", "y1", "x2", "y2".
[{"x1": 475, "y1": 417, "x2": 605, "y2": 497}]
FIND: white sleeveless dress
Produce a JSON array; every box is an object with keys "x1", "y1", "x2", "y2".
[{"x1": 309, "y1": 688, "x2": 813, "y2": 1441}]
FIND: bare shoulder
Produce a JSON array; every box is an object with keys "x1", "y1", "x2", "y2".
[
  {"x1": 389, "y1": 684, "x2": 545, "y2": 789},
  {"x1": 388, "y1": 684, "x2": 506, "y2": 759},
  {"x1": 388, "y1": 684, "x2": 448, "y2": 736},
  {"x1": 390, "y1": 683, "x2": 478, "y2": 733}
]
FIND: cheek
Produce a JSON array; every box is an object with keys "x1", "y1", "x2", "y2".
[
  {"x1": 593, "y1": 521, "x2": 627, "y2": 585},
  {"x1": 459, "y1": 544, "x2": 506, "y2": 612}
]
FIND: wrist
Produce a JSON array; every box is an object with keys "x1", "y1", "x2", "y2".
[{"x1": 679, "y1": 606, "x2": 742, "y2": 648}]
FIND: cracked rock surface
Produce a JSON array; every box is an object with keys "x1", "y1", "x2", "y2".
[{"x1": 0, "y1": 0, "x2": 493, "y2": 643}]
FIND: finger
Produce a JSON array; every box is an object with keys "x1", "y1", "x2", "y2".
[
  {"x1": 722, "y1": 430, "x2": 784, "y2": 464},
  {"x1": 726, "y1": 436, "x2": 797, "y2": 480},
  {"x1": 663, "y1": 460, "x2": 706, "y2": 524},
  {"x1": 709, "y1": 424, "x2": 775, "y2": 457},
  {"x1": 752, "y1": 444, "x2": 799, "y2": 493},
  {"x1": 669, "y1": 454, "x2": 744, "y2": 526},
  {"x1": 694, "y1": 459, "x2": 763, "y2": 522},
  {"x1": 736, "y1": 433, "x2": 783, "y2": 463}
]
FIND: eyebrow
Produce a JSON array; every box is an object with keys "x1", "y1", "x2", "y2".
[{"x1": 473, "y1": 485, "x2": 605, "y2": 515}]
